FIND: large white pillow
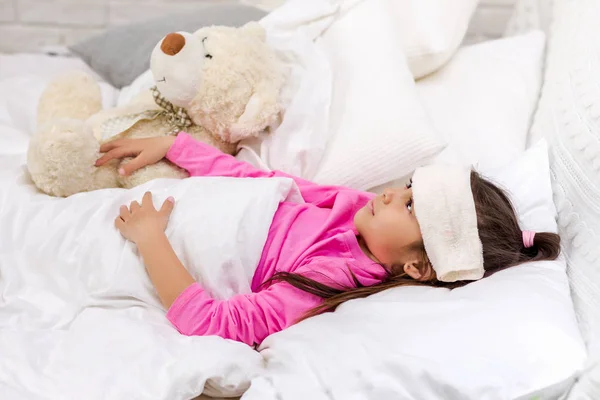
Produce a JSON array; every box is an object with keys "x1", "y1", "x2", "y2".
[
  {"x1": 310, "y1": 0, "x2": 445, "y2": 191},
  {"x1": 389, "y1": 0, "x2": 479, "y2": 79},
  {"x1": 527, "y1": 0, "x2": 600, "y2": 397},
  {"x1": 368, "y1": 31, "x2": 546, "y2": 194},
  {"x1": 244, "y1": 141, "x2": 586, "y2": 400},
  {"x1": 244, "y1": 0, "x2": 337, "y2": 179},
  {"x1": 419, "y1": 31, "x2": 546, "y2": 170},
  {"x1": 246, "y1": 0, "x2": 479, "y2": 79}
]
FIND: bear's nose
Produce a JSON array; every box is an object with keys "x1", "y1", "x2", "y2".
[{"x1": 161, "y1": 33, "x2": 186, "y2": 56}]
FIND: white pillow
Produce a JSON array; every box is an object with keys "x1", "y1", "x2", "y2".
[
  {"x1": 389, "y1": 0, "x2": 479, "y2": 79},
  {"x1": 368, "y1": 31, "x2": 546, "y2": 193},
  {"x1": 244, "y1": 141, "x2": 586, "y2": 400},
  {"x1": 310, "y1": 0, "x2": 445, "y2": 191},
  {"x1": 527, "y1": 0, "x2": 600, "y2": 397},
  {"x1": 247, "y1": 0, "x2": 479, "y2": 79},
  {"x1": 419, "y1": 31, "x2": 546, "y2": 170},
  {"x1": 244, "y1": 0, "x2": 337, "y2": 179}
]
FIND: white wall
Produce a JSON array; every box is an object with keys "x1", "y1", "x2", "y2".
[
  {"x1": 0, "y1": 0, "x2": 236, "y2": 52},
  {"x1": 0, "y1": 0, "x2": 516, "y2": 53}
]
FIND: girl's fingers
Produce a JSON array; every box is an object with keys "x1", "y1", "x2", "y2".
[
  {"x1": 96, "y1": 147, "x2": 139, "y2": 167},
  {"x1": 114, "y1": 216, "x2": 125, "y2": 230},
  {"x1": 141, "y1": 192, "x2": 155, "y2": 209},
  {"x1": 119, "y1": 205, "x2": 131, "y2": 221},
  {"x1": 160, "y1": 196, "x2": 175, "y2": 217},
  {"x1": 99, "y1": 139, "x2": 128, "y2": 153},
  {"x1": 119, "y1": 154, "x2": 150, "y2": 176},
  {"x1": 130, "y1": 201, "x2": 141, "y2": 212}
]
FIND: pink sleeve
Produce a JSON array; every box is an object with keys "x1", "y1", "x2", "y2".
[
  {"x1": 166, "y1": 280, "x2": 321, "y2": 346},
  {"x1": 166, "y1": 132, "x2": 355, "y2": 206}
]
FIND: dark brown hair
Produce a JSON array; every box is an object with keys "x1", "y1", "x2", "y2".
[{"x1": 264, "y1": 171, "x2": 561, "y2": 321}]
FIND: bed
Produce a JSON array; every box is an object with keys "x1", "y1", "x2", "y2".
[{"x1": 0, "y1": 0, "x2": 598, "y2": 399}]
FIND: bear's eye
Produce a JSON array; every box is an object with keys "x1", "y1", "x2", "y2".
[{"x1": 202, "y1": 37, "x2": 212, "y2": 59}]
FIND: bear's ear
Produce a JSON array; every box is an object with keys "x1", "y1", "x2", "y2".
[{"x1": 240, "y1": 21, "x2": 266, "y2": 42}]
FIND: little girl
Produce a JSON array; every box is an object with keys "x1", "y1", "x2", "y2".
[{"x1": 96, "y1": 133, "x2": 561, "y2": 347}]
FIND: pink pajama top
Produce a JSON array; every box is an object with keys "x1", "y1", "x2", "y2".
[{"x1": 165, "y1": 133, "x2": 386, "y2": 346}]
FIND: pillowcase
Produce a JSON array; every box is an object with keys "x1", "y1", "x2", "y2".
[
  {"x1": 368, "y1": 31, "x2": 546, "y2": 194},
  {"x1": 309, "y1": 0, "x2": 445, "y2": 191},
  {"x1": 527, "y1": 1, "x2": 600, "y2": 397},
  {"x1": 69, "y1": 3, "x2": 266, "y2": 88},
  {"x1": 244, "y1": 140, "x2": 586, "y2": 400}
]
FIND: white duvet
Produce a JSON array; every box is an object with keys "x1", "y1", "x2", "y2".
[
  {"x1": 0, "y1": 48, "x2": 300, "y2": 400},
  {"x1": 0, "y1": 166, "x2": 299, "y2": 399}
]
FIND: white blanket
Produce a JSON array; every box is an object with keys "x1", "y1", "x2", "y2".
[
  {"x1": 0, "y1": 159, "x2": 302, "y2": 398},
  {"x1": 0, "y1": 51, "x2": 306, "y2": 399}
]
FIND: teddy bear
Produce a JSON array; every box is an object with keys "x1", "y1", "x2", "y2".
[{"x1": 27, "y1": 22, "x2": 285, "y2": 197}]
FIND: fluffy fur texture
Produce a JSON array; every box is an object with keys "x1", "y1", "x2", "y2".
[
  {"x1": 28, "y1": 22, "x2": 284, "y2": 197},
  {"x1": 412, "y1": 165, "x2": 485, "y2": 282},
  {"x1": 188, "y1": 23, "x2": 285, "y2": 143}
]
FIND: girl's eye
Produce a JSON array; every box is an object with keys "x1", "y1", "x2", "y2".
[
  {"x1": 406, "y1": 198, "x2": 413, "y2": 213},
  {"x1": 406, "y1": 179, "x2": 413, "y2": 189},
  {"x1": 205, "y1": 54, "x2": 213, "y2": 59}
]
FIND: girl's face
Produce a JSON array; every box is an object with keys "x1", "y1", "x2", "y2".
[{"x1": 354, "y1": 186, "x2": 430, "y2": 279}]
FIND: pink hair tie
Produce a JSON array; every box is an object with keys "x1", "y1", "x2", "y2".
[{"x1": 522, "y1": 230, "x2": 536, "y2": 248}]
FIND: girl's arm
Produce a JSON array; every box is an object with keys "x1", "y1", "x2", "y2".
[
  {"x1": 166, "y1": 132, "x2": 354, "y2": 207},
  {"x1": 139, "y1": 230, "x2": 324, "y2": 346},
  {"x1": 97, "y1": 133, "x2": 365, "y2": 207},
  {"x1": 114, "y1": 193, "x2": 325, "y2": 346},
  {"x1": 137, "y1": 231, "x2": 196, "y2": 309},
  {"x1": 166, "y1": 278, "x2": 321, "y2": 347},
  {"x1": 114, "y1": 192, "x2": 195, "y2": 308}
]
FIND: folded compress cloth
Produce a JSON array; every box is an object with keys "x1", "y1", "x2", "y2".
[{"x1": 412, "y1": 165, "x2": 484, "y2": 282}]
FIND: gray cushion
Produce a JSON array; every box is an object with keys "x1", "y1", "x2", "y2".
[{"x1": 69, "y1": 2, "x2": 266, "y2": 88}]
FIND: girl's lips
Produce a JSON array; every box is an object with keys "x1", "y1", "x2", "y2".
[{"x1": 368, "y1": 200, "x2": 374, "y2": 215}]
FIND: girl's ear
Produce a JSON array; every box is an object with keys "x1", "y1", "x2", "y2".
[{"x1": 403, "y1": 261, "x2": 422, "y2": 280}]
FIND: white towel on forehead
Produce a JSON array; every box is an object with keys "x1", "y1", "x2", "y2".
[{"x1": 411, "y1": 165, "x2": 485, "y2": 282}]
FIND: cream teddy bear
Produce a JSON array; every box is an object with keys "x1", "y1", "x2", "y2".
[{"x1": 27, "y1": 22, "x2": 285, "y2": 197}]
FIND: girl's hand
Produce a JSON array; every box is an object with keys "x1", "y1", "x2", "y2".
[
  {"x1": 96, "y1": 136, "x2": 176, "y2": 176},
  {"x1": 115, "y1": 192, "x2": 175, "y2": 245}
]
